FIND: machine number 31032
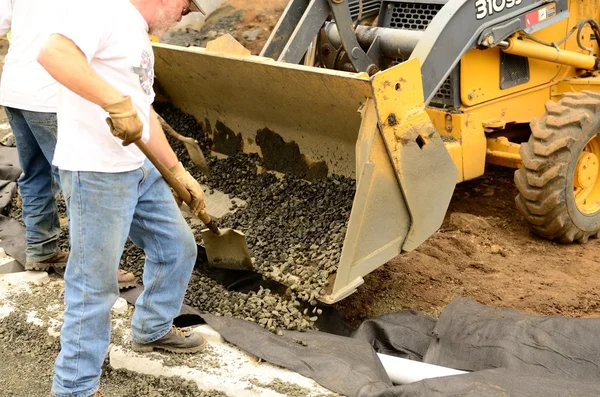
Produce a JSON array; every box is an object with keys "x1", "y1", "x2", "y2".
[{"x1": 475, "y1": 0, "x2": 522, "y2": 19}]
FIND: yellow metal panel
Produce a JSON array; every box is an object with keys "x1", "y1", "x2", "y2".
[
  {"x1": 460, "y1": 20, "x2": 569, "y2": 107},
  {"x1": 460, "y1": 84, "x2": 553, "y2": 124},
  {"x1": 552, "y1": 76, "x2": 600, "y2": 99},
  {"x1": 331, "y1": 99, "x2": 411, "y2": 301},
  {"x1": 457, "y1": 112, "x2": 487, "y2": 181},
  {"x1": 564, "y1": 0, "x2": 600, "y2": 55},
  {"x1": 370, "y1": 59, "x2": 458, "y2": 251},
  {"x1": 426, "y1": 108, "x2": 486, "y2": 182},
  {"x1": 443, "y1": 142, "x2": 463, "y2": 182},
  {"x1": 486, "y1": 137, "x2": 522, "y2": 169}
]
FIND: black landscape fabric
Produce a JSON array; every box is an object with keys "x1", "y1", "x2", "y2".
[
  {"x1": 201, "y1": 312, "x2": 393, "y2": 397},
  {"x1": 351, "y1": 310, "x2": 436, "y2": 361},
  {"x1": 183, "y1": 296, "x2": 600, "y2": 396},
  {"x1": 424, "y1": 296, "x2": 600, "y2": 379}
]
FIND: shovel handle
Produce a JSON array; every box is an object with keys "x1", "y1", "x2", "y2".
[
  {"x1": 157, "y1": 114, "x2": 197, "y2": 145},
  {"x1": 134, "y1": 140, "x2": 221, "y2": 235}
]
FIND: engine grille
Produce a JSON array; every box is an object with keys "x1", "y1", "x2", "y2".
[
  {"x1": 379, "y1": 1, "x2": 459, "y2": 108},
  {"x1": 500, "y1": 52, "x2": 530, "y2": 89},
  {"x1": 383, "y1": 2, "x2": 443, "y2": 30},
  {"x1": 348, "y1": 0, "x2": 383, "y2": 21}
]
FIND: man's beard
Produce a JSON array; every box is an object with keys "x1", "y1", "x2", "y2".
[{"x1": 149, "y1": 8, "x2": 177, "y2": 37}]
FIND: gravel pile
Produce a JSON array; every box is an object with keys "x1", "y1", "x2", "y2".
[
  {"x1": 156, "y1": 104, "x2": 355, "y2": 303},
  {"x1": 159, "y1": 8, "x2": 243, "y2": 49},
  {"x1": 120, "y1": 241, "x2": 321, "y2": 332}
]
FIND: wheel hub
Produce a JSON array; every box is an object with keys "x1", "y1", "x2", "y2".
[
  {"x1": 575, "y1": 152, "x2": 599, "y2": 189},
  {"x1": 574, "y1": 135, "x2": 600, "y2": 214}
]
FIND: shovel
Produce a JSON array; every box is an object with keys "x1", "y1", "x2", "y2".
[
  {"x1": 134, "y1": 140, "x2": 254, "y2": 271},
  {"x1": 157, "y1": 114, "x2": 211, "y2": 178}
]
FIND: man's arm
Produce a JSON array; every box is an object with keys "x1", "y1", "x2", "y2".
[
  {"x1": 38, "y1": 34, "x2": 177, "y2": 167},
  {"x1": 37, "y1": 34, "x2": 122, "y2": 107}
]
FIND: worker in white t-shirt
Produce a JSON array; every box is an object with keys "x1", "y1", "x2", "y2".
[
  {"x1": 37, "y1": 1, "x2": 207, "y2": 396},
  {"x1": 0, "y1": 0, "x2": 139, "y2": 290}
]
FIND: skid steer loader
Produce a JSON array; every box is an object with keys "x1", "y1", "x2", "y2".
[{"x1": 152, "y1": 0, "x2": 600, "y2": 303}]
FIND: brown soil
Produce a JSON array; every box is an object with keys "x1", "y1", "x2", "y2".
[
  {"x1": 336, "y1": 165, "x2": 600, "y2": 325},
  {"x1": 220, "y1": 0, "x2": 288, "y2": 54}
]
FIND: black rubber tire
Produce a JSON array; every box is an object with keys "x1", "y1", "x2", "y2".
[{"x1": 515, "y1": 90, "x2": 600, "y2": 243}]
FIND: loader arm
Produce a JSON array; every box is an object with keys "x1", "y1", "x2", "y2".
[{"x1": 264, "y1": 0, "x2": 570, "y2": 105}]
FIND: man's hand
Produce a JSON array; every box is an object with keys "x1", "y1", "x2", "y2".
[
  {"x1": 169, "y1": 162, "x2": 206, "y2": 216},
  {"x1": 102, "y1": 96, "x2": 143, "y2": 146}
]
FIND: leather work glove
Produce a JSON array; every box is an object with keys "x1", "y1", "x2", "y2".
[
  {"x1": 169, "y1": 161, "x2": 206, "y2": 216},
  {"x1": 102, "y1": 96, "x2": 143, "y2": 146}
]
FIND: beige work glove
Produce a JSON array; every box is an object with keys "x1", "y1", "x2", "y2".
[
  {"x1": 169, "y1": 162, "x2": 206, "y2": 216},
  {"x1": 102, "y1": 96, "x2": 143, "y2": 146}
]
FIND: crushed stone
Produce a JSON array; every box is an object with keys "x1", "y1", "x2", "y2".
[
  {"x1": 159, "y1": 7, "x2": 243, "y2": 49},
  {"x1": 101, "y1": 365, "x2": 228, "y2": 397},
  {"x1": 0, "y1": 282, "x2": 234, "y2": 396},
  {"x1": 248, "y1": 377, "x2": 340, "y2": 397},
  {"x1": 156, "y1": 103, "x2": 355, "y2": 304}
]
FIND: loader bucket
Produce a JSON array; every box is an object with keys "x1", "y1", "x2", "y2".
[{"x1": 152, "y1": 38, "x2": 458, "y2": 303}]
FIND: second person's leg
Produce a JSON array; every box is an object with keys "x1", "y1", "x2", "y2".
[{"x1": 5, "y1": 107, "x2": 62, "y2": 268}]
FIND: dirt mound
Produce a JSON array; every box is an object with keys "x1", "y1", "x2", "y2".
[
  {"x1": 336, "y1": 166, "x2": 600, "y2": 326},
  {"x1": 160, "y1": 0, "x2": 288, "y2": 54}
]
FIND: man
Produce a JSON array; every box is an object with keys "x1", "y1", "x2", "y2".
[
  {"x1": 0, "y1": 0, "x2": 137, "y2": 290},
  {"x1": 37, "y1": 0, "x2": 208, "y2": 396}
]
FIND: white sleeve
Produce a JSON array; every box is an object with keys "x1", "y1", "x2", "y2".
[
  {"x1": 0, "y1": 0, "x2": 13, "y2": 36},
  {"x1": 50, "y1": 2, "x2": 110, "y2": 62}
]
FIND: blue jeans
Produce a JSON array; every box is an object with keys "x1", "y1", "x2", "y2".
[
  {"x1": 52, "y1": 159, "x2": 197, "y2": 397},
  {"x1": 5, "y1": 107, "x2": 61, "y2": 261}
]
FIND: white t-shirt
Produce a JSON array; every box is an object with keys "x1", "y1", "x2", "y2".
[
  {"x1": 0, "y1": 0, "x2": 59, "y2": 112},
  {"x1": 52, "y1": 0, "x2": 154, "y2": 173}
]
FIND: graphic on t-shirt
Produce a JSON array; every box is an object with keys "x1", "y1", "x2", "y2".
[{"x1": 131, "y1": 50, "x2": 154, "y2": 95}]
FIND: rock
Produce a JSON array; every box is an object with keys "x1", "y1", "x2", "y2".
[
  {"x1": 242, "y1": 28, "x2": 262, "y2": 41},
  {"x1": 483, "y1": 187, "x2": 495, "y2": 197},
  {"x1": 111, "y1": 297, "x2": 129, "y2": 315},
  {"x1": 0, "y1": 257, "x2": 23, "y2": 275},
  {"x1": 449, "y1": 213, "x2": 491, "y2": 234},
  {"x1": 490, "y1": 244, "x2": 506, "y2": 256},
  {"x1": 190, "y1": 324, "x2": 224, "y2": 344},
  {"x1": 0, "y1": 271, "x2": 50, "y2": 286}
]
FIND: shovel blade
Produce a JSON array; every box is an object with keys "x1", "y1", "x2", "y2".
[
  {"x1": 201, "y1": 228, "x2": 253, "y2": 270},
  {"x1": 183, "y1": 142, "x2": 211, "y2": 177}
]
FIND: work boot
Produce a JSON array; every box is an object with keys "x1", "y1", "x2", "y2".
[
  {"x1": 25, "y1": 251, "x2": 68, "y2": 271},
  {"x1": 117, "y1": 268, "x2": 137, "y2": 290},
  {"x1": 92, "y1": 390, "x2": 103, "y2": 397},
  {"x1": 131, "y1": 325, "x2": 206, "y2": 354}
]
